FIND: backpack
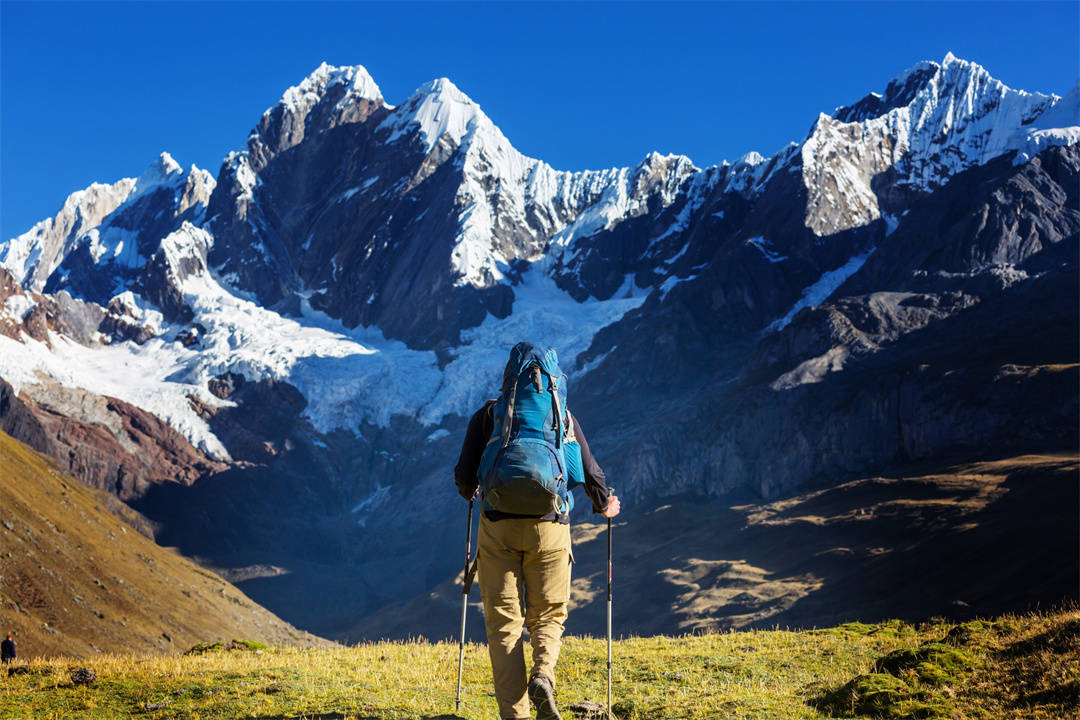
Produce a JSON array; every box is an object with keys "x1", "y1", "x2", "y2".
[{"x1": 478, "y1": 342, "x2": 582, "y2": 515}]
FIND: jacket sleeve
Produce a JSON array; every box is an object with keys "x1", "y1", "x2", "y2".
[
  {"x1": 572, "y1": 414, "x2": 611, "y2": 513},
  {"x1": 454, "y1": 402, "x2": 493, "y2": 500}
]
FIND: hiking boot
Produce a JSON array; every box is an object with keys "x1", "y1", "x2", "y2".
[{"x1": 528, "y1": 674, "x2": 562, "y2": 720}]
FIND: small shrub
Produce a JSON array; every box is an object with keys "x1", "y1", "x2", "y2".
[
  {"x1": 70, "y1": 667, "x2": 97, "y2": 686},
  {"x1": 874, "y1": 642, "x2": 975, "y2": 685},
  {"x1": 944, "y1": 619, "x2": 997, "y2": 646},
  {"x1": 820, "y1": 672, "x2": 910, "y2": 717},
  {"x1": 185, "y1": 641, "x2": 225, "y2": 655}
]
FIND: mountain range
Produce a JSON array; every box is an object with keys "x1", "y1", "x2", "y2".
[{"x1": 1, "y1": 51, "x2": 1076, "y2": 642}]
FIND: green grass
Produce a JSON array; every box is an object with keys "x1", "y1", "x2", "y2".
[{"x1": 1, "y1": 610, "x2": 1075, "y2": 719}]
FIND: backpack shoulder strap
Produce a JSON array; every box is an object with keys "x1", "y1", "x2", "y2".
[{"x1": 549, "y1": 373, "x2": 562, "y2": 449}]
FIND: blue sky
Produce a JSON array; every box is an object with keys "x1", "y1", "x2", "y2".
[{"x1": 2, "y1": 0, "x2": 1077, "y2": 240}]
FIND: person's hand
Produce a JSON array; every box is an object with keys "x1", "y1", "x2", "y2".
[
  {"x1": 472, "y1": 487, "x2": 479, "y2": 500},
  {"x1": 601, "y1": 494, "x2": 620, "y2": 519}
]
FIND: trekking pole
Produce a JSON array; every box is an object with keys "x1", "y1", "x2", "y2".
[
  {"x1": 606, "y1": 488, "x2": 615, "y2": 720},
  {"x1": 455, "y1": 498, "x2": 475, "y2": 713}
]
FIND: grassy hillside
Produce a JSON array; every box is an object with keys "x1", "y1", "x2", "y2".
[
  {"x1": 0, "y1": 609, "x2": 1075, "y2": 719},
  {"x1": 350, "y1": 453, "x2": 1078, "y2": 641},
  {"x1": 0, "y1": 429, "x2": 327, "y2": 657}
]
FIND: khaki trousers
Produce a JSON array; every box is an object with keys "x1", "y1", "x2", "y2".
[{"x1": 477, "y1": 514, "x2": 572, "y2": 719}]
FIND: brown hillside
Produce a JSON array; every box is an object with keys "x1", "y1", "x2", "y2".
[{"x1": 0, "y1": 430, "x2": 329, "y2": 658}]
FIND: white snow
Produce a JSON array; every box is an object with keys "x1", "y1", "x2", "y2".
[
  {"x1": 657, "y1": 273, "x2": 697, "y2": 302},
  {"x1": 109, "y1": 291, "x2": 165, "y2": 334},
  {"x1": 351, "y1": 484, "x2": 391, "y2": 527},
  {"x1": 746, "y1": 236, "x2": 787, "y2": 263},
  {"x1": 338, "y1": 188, "x2": 359, "y2": 203},
  {"x1": 226, "y1": 151, "x2": 259, "y2": 204},
  {"x1": 1008, "y1": 79, "x2": 1080, "y2": 164},
  {"x1": 131, "y1": 152, "x2": 184, "y2": 198},
  {"x1": 767, "y1": 248, "x2": 876, "y2": 332},
  {"x1": 379, "y1": 78, "x2": 483, "y2": 153},
  {"x1": 0, "y1": 330, "x2": 231, "y2": 459},
  {"x1": 426, "y1": 428, "x2": 450, "y2": 442},
  {"x1": 85, "y1": 226, "x2": 142, "y2": 268},
  {"x1": 414, "y1": 267, "x2": 649, "y2": 424},
  {"x1": 883, "y1": 213, "x2": 901, "y2": 236},
  {"x1": 723, "y1": 150, "x2": 770, "y2": 196},
  {"x1": 3, "y1": 294, "x2": 35, "y2": 322}
]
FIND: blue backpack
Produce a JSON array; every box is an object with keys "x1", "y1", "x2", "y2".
[{"x1": 478, "y1": 342, "x2": 585, "y2": 515}]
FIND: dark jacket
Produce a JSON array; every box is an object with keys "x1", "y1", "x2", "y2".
[
  {"x1": 1, "y1": 638, "x2": 14, "y2": 662},
  {"x1": 454, "y1": 399, "x2": 611, "y2": 523}
]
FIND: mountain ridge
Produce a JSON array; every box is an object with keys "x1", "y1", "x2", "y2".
[{"x1": 0, "y1": 52, "x2": 1076, "y2": 640}]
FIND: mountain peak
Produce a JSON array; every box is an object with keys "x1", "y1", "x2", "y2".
[
  {"x1": 419, "y1": 76, "x2": 464, "y2": 98},
  {"x1": 830, "y1": 52, "x2": 1006, "y2": 126},
  {"x1": 132, "y1": 151, "x2": 185, "y2": 196},
  {"x1": 245, "y1": 63, "x2": 386, "y2": 169},
  {"x1": 276, "y1": 62, "x2": 383, "y2": 114},
  {"x1": 832, "y1": 59, "x2": 939, "y2": 124},
  {"x1": 380, "y1": 76, "x2": 493, "y2": 153}
]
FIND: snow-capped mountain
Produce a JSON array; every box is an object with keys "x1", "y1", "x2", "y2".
[
  {"x1": 804, "y1": 51, "x2": 1067, "y2": 235},
  {"x1": 2, "y1": 153, "x2": 212, "y2": 296},
  {"x1": 1, "y1": 52, "x2": 1076, "y2": 639}
]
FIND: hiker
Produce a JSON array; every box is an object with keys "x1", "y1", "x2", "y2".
[
  {"x1": 1, "y1": 633, "x2": 14, "y2": 663},
  {"x1": 455, "y1": 342, "x2": 621, "y2": 720}
]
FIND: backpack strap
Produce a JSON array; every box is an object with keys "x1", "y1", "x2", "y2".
[
  {"x1": 549, "y1": 374, "x2": 562, "y2": 449},
  {"x1": 498, "y1": 380, "x2": 517, "y2": 451}
]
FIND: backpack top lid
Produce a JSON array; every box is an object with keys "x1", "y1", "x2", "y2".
[{"x1": 501, "y1": 341, "x2": 561, "y2": 389}]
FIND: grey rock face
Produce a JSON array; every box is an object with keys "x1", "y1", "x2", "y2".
[
  {"x1": 843, "y1": 144, "x2": 1080, "y2": 294},
  {"x1": 585, "y1": 143, "x2": 1079, "y2": 504},
  {"x1": 833, "y1": 64, "x2": 941, "y2": 123}
]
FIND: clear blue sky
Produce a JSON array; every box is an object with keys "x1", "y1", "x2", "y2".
[{"x1": 2, "y1": 1, "x2": 1077, "y2": 240}]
